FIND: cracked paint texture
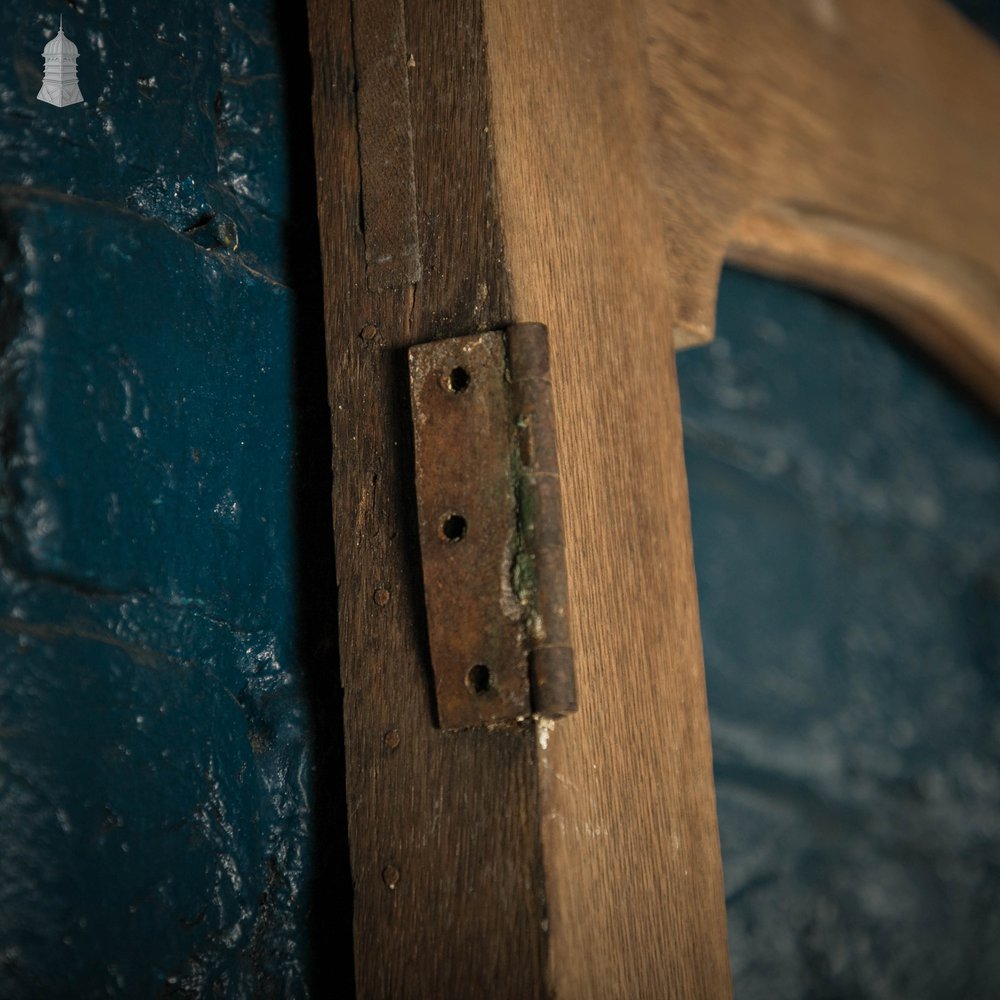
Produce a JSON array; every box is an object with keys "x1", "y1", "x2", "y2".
[
  {"x1": 0, "y1": 2, "x2": 320, "y2": 996},
  {"x1": 3, "y1": 2, "x2": 287, "y2": 282}
]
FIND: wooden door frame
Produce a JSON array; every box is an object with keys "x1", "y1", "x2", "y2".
[{"x1": 307, "y1": 1, "x2": 1000, "y2": 996}]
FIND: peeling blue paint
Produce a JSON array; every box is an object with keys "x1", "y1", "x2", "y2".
[
  {"x1": 0, "y1": 3, "x2": 332, "y2": 997},
  {"x1": 3, "y1": 2, "x2": 289, "y2": 283}
]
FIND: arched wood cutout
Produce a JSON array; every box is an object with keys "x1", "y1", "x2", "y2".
[
  {"x1": 308, "y1": 1, "x2": 1000, "y2": 997},
  {"x1": 649, "y1": 0, "x2": 1000, "y2": 409}
]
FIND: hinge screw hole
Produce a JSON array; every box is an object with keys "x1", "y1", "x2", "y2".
[
  {"x1": 446, "y1": 366, "x2": 470, "y2": 392},
  {"x1": 467, "y1": 663, "x2": 491, "y2": 695},
  {"x1": 440, "y1": 513, "x2": 467, "y2": 541}
]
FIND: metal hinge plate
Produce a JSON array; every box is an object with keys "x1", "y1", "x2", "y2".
[{"x1": 408, "y1": 323, "x2": 577, "y2": 730}]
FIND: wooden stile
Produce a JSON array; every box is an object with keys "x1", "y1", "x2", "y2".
[{"x1": 308, "y1": 0, "x2": 1000, "y2": 995}]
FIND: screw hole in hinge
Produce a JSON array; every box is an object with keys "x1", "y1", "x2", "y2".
[
  {"x1": 446, "y1": 366, "x2": 470, "y2": 393},
  {"x1": 440, "y1": 513, "x2": 467, "y2": 541},
  {"x1": 466, "y1": 663, "x2": 491, "y2": 695}
]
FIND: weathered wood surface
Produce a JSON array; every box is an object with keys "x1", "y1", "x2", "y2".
[
  {"x1": 309, "y1": 0, "x2": 730, "y2": 993},
  {"x1": 309, "y1": 0, "x2": 1000, "y2": 995},
  {"x1": 350, "y1": 0, "x2": 420, "y2": 289},
  {"x1": 648, "y1": 0, "x2": 1000, "y2": 407},
  {"x1": 308, "y1": 1, "x2": 546, "y2": 997},
  {"x1": 482, "y1": 0, "x2": 732, "y2": 994}
]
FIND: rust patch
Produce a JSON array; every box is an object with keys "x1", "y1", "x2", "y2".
[{"x1": 409, "y1": 324, "x2": 577, "y2": 729}]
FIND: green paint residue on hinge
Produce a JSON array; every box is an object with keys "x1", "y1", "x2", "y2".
[{"x1": 510, "y1": 438, "x2": 542, "y2": 641}]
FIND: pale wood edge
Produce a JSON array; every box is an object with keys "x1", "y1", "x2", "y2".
[
  {"x1": 673, "y1": 204, "x2": 1000, "y2": 411},
  {"x1": 482, "y1": 0, "x2": 733, "y2": 996},
  {"x1": 655, "y1": 0, "x2": 1000, "y2": 410}
]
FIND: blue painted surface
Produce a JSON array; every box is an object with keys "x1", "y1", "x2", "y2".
[
  {"x1": 4, "y1": 4, "x2": 289, "y2": 282},
  {"x1": 0, "y1": 3, "x2": 342, "y2": 996},
  {"x1": 678, "y1": 272, "x2": 1000, "y2": 998}
]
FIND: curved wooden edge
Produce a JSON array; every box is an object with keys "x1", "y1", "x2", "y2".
[
  {"x1": 649, "y1": 0, "x2": 1000, "y2": 409},
  {"x1": 672, "y1": 202, "x2": 1000, "y2": 411},
  {"x1": 728, "y1": 205, "x2": 1000, "y2": 410}
]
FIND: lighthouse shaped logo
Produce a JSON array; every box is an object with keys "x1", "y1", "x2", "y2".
[{"x1": 37, "y1": 16, "x2": 84, "y2": 108}]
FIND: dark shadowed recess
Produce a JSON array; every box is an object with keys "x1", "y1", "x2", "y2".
[{"x1": 272, "y1": 3, "x2": 354, "y2": 994}]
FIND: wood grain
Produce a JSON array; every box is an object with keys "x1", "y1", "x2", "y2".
[
  {"x1": 311, "y1": 0, "x2": 732, "y2": 994},
  {"x1": 351, "y1": 0, "x2": 420, "y2": 289},
  {"x1": 309, "y1": 0, "x2": 1000, "y2": 995},
  {"x1": 482, "y1": 0, "x2": 731, "y2": 995},
  {"x1": 646, "y1": 0, "x2": 1000, "y2": 407},
  {"x1": 308, "y1": 2, "x2": 545, "y2": 996}
]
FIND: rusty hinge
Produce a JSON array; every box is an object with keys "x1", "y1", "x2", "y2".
[{"x1": 408, "y1": 323, "x2": 577, "y2": 730}]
